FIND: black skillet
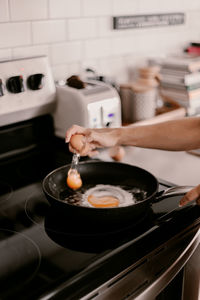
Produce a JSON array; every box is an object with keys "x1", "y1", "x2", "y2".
[{"x1": 42, "y1": 161, "x2": 193, "y2": 227}]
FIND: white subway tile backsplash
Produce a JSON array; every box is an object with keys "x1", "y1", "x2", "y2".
[
  {"x1": 113, "y1": 0, "x2": 139, "y2": 15},
  {"x1": 82, "y1": 0, "x2": 112, "y2": 16},
  {"x1": 183, "y1": 0, "x2": 200, "y2": 10},
  {"x1": 84, "y1": 38, "x2": 112, "y2": 59},
  {"x1": 0, "y1": 0, "x2": 9, "y2": 22},
  {"x1": 50, "y1": 41, "x2": 82, "y2": 64},
  {"x1": 0, "y1": 48, "x2": 11, "y2": 61},
  {"x1": 49, "y1": 0, "x2": 81, "y2": 18},
  {"x1": 124, "y1": 54, "x2": 150, "y2": 80},
  {"x1": 187, "y1": 11, "x2": 200, "y2": 28},
  {"x1": 107, "y1": 57, "x2": 130, "y2": 83},
  {"x1": 52, "y1": 64, "x2": 70, "y2": 81},
  {"x1": 80, "y1": 59, "x2": 100, "y2": 76},
  {"x1": 98, "y1": 17, "x2": 114, "y2": 37},
  {"x1": 12, "y1": 45, "x2": 49, "y2": 59},
  {"x1": 96, "y1": 56, "x2": 130, "y2": 83},
  {"x1": 138, "y1": 0, "x2": 183, "y2": 14},
  {"x1": 52, "y1": 63, "x2": 81, "y2": 81},
  {"x1": 68, "y1": 18, "x2": 97, "y2": 40},
  {"x1": 32, "y1": 20, "x2": 66, "y2": 44},
  {"x1": 0, "y1": 0, "x2": 199, "y2": 83},
  {"x1": 10, "y1": 0, "x2": 47, "y2": 21},
  {"x1": 97, "y1": 57, "x2": 120, "y2": 77},
  {"x1": 68, "y1": 62, "x2": 82, "y2": 76},
  {"x1": 112, "y1": 35, "x2": 142, "y2": 56},
  {"x1": 98, "y1": 17, "x2": 141, "y2": 38},
  {"x1": 0, "y1": 23, "x2": 31, "y2": 48}
]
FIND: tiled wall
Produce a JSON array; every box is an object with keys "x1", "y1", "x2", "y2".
[{"x1": 0, "y1": 0, "x2": 200, "y2": 83}]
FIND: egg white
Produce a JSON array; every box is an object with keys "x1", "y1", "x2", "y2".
[{"x1": 81, "y1": 184, "x2": 135, "y2": 208}]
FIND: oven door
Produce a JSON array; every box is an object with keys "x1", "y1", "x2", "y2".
[
  {"x1": 78, "y1": 225, "x2": 200, "y2": 300},
  {"x1": 182, "y1": 242, "x2": 200, "y2": 300}
]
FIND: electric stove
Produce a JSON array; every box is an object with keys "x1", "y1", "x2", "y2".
[
  {"x1": 0, "y1": 115, "x2": 199, "y2": 300},
  {"x1": 0, "y1": 57, "x2": 199, "y2": 300}
]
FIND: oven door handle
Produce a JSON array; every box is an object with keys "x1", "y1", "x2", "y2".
[{"x1": 134, "y1": 228, "x2": 200, "y2": 300}]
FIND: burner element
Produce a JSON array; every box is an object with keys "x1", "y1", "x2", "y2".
[
  {"x1": 25, "y1": 193, "x2": 50, "y2": 226},
  {"x1": 0, "y1": 229, "x2": 41, "y2": 297},
  {"x1": 0, "y1": 181, "x2": 13, "y2": 202}
]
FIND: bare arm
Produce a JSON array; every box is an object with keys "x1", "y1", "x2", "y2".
[
  {"x1": 66, "y1": 117, "x2": 200, "y2": 207},
  {"x1": 118, "y1": 117, "x2": 200, "y2": 151},
  {"x1": 66, "y1": 117, "x2": 200, "y2": 154}
]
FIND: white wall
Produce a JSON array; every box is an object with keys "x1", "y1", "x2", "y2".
[{"x1": 0, "y1": 0, "x2": 200, "y2": 83}]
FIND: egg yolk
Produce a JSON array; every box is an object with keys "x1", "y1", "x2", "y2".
[
  {"x1": 87, "y1": 195, "x2": 119, "y2": 208},
  {"x1": 67, "y1": 170, "x2": 82, "y2": 190}
]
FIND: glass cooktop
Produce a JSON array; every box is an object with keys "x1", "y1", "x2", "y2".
[
  {"x1": 0, "y1": 173, "x2": 199, "y2": 300},
  {"x1": 0, "y1": 115, "x2": 199, "y2": 300}
]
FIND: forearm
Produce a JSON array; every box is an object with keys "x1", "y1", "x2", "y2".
[{"x1": 117, "y1": 117, "x2": 200, "y2": 151}]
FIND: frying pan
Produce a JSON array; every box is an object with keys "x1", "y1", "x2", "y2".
[{"x1": 42, "y1": 161, "x2": 193, "y2": 227}]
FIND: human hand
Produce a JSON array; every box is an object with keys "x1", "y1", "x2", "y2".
[
  {"x1": 179, "y1": 184, "x2": 200, "y2": 207},
  {"x1": 65, "y1": 124, "x2": 120, "y2": 156}
]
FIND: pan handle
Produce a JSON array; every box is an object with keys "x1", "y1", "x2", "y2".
[{"x1": 155, "y1": 185, "x2": 195, "y2": 202}]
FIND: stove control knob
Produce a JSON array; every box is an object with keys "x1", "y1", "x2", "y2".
[
  {"x1": 6, "y1": 75, "x2": 25, "y2": 93},
  {"x1": 0, "y1": 79, "x2": 4, "y2": 96},
  {"x1": 27, "y1": 73, "x2": 44, "y2": 90}
]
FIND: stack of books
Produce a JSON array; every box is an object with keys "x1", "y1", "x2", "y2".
[{"x1": 159, "y1": 54, "x2": 200, "y2": 115}]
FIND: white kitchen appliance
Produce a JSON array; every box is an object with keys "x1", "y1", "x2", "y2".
[
  {"x1": 53, "y1": 80, "x2": 122, "y2": 138},
  {"x1": 0, "y1": 56, "x2": 56, "y2": 127}
]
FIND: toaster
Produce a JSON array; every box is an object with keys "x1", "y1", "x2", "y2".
[{"x1": 53, "y1": 80, "x2": 122, "y2": 138}]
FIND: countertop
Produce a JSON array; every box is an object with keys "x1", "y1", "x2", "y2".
[
  {"x1": 95, "y1": 107, "x2": 200, "y2": 187},
  {"x1": 96, "y1": 147, "x2": 200, "y2": 187}
]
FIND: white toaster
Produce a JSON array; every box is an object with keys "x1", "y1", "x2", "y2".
[{"x1": 53, "y1": 80, "x2": 122, "y2": 138}]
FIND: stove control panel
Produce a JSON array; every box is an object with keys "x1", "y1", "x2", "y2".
[
  {"x1": 0, "y1": 56, "x2": 56, "y2": 127},
  {"x1": 27, "y1": 73, "x2": 44, "y2": 90},
  {"x1": 0, "y1": 79, "x2": 4, "y2": 96},
  {"x1": 6, "y1": 75, "x2": 25, "y2": 94}
]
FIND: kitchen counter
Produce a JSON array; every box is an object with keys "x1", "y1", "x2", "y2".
[
  {"x1": 96, "y1": 147, "x2": 200, "y2": 186},
  {"x1": 95, "y1": 107, "x2": 200, "y2": 187}
]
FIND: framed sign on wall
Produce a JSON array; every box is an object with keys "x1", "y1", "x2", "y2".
[{"x1": 113, "y1": 13, "x2": 185, "y2": 30}]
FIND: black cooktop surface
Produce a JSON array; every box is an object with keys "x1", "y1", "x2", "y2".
[
  {"x1": 0, "y1": 172, "x2": 199, "y2": 300},
  {"x1": 0, "y1": 116, "x2": 199, "y2": 300}
]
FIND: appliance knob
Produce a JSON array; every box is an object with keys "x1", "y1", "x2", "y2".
[
  {"x1": 6, "y1": 75, "x2": 25, "y2": 93},
  {"x1": 27, "y1": 73, "x2": 44, "y2": 90},
  {"x1": 0, "y1": 79, "x2": 4, "y2": 96}
]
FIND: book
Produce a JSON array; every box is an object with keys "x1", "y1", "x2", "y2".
[
  {"x1": 160, "y1": 87, "x2": 200, "y2": 101},
  {"x1": 161, "y1": 54, "x2": 200, "y2": 72},
  {"x1": 160, "y1": 71, "x2": 200, "y2": 85},
  {"x1": 160, "y1": 81, "x2": 200, "y2": 91},
  {"x1": 161, "y1": 92, "x2": 200, "y2": 109}
]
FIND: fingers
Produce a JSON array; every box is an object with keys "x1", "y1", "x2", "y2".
[
  {"x1": 88, "y1": 150, "x2": 99, "y2": 157},
  {"x1": 68, "y1": 134, "x2": 98, "y2": 156},
  {"x1": 65, "y1": 125, "x2": 116, "y2": 157},
  {"x1": 66, "y1": 125, "x2": 89, "y2": 155},
  {"x1": 65, "y1": 125, "x2": 86, "y2": 143},
  {"x1": 179, "y1": 184, "x2": 200, "y2": 207},
  {"x1": 68, "y1": 144, "x2": 76, "y2": 154},
  {"x1": 66, "y1": 125, "x2": 103, "y2": 156},
  {"x1": 78, "y1": 142, "x2": 98, "y2": 156}
]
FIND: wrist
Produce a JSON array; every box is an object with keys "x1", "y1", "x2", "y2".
[
  {"x1": 117, "y1": 127, "x2": 136, "y2": 146},
  {"x1": 115, "y1": 127, "x2": 124, "y2": 146}
]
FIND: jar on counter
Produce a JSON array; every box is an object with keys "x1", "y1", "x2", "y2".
[{"x1": 120, "y1": 66, "x2": 160, "y2": 123}]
